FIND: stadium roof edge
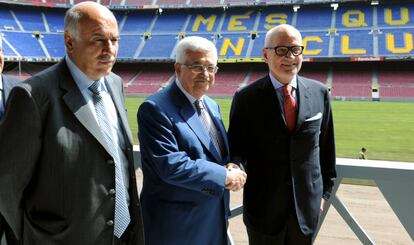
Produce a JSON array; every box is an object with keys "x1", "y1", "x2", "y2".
[{"x1": 0, "y1": 0, "x2": 405, "y2": 11}]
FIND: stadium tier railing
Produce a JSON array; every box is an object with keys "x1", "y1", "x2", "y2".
[{"x1": 132, "y1": 148, "x2": 414, "y2": 244}]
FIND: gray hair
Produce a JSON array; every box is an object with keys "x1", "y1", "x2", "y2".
[
  {"x1": 64, "y1": 6, "x2": 82, "y2": 40},
  {"x1": 175, "y1": 36, "x2": 218, "y2": 64}
]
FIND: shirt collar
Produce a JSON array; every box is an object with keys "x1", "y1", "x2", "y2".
[
  {"x1": 65, "y1": 56, "x2": 105, "y2": 92},
  {"x1": 175, "y1": 79, "x2": 204, "y2": 105},
  {"x1": 268, "y1": 72, "x2": 297, "y2": 91}
]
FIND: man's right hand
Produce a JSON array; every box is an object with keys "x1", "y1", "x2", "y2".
[{"x1": 225, "y1": 163, "x2": 247, "y2": 192}]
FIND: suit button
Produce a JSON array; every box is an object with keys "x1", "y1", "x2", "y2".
[
  {"x1": 109, "y1": 189, "x2": 116, "y2": 195},
  {"x1": 107, "y1": 159, "x2": 114, "y2": 165},
  {"x1": 106, "y1": 220, "x2": 114, "y2": 226}
]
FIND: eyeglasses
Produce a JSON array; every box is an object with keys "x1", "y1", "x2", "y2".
[
  {"x1": 265, "y1": 46, "x2": 304, "y2": 56},
  {"x1": 181, "y1": 64, "x2": 219, "y2": 74}
]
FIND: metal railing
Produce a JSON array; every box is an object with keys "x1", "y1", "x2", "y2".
[
  {"x1": 226, "y1": 158, "x2": 414, "y2": 244},
  {"x1": 2, "y1": 153, "x2": 412, "y2": 245}
]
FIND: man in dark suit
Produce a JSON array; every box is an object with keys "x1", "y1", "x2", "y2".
[
  {"x1": 228, "y1": 24, "x2": 336, "y2": 244},
  {"x1": 137, "y1": 36, "x2": 246, "y2": 245},
  {"x1": 0, "y1": 2, "x2": 144, "y2": 244},
  {"x1": 0, "y1": 37, "x2": 21, "y2": 245},
  {"x1": 0, "y1": 37, "x2": 21, "y2": 119}
]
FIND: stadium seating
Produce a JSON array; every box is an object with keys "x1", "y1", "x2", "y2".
[
  {"x1": 377, "y1": 62, "x2": 414, "y2": 98},
  {"x1": 209, "y1": 64, "x2": 248, "y2": 95},
  {"x1": 330, "y1": 63, "x2": 372, "y2": 98},
  {"x1": 1, "y1": 0, "x2": 414, "y2": 100},
  {"x1": 124, "y1": 63, "x2": 174, "y2": 94}
]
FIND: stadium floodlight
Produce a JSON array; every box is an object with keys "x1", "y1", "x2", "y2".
[
  {"x1": 371, "y1": 0, "x2": 379, "y2": 5},
  {"x1": 330, "y1": 3, "x2": 339, "y2": 10},
  {"x1": 293, "y1": 5, "x2": 300, "y2": 12}
]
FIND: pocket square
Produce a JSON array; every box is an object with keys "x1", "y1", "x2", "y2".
[{"x1": 305, "y1": 112, "x2": 322, "y2": 122}]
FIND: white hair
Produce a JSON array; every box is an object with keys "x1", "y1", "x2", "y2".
[
  {"x1": 175, "y1": 36, "x2": 217, "y2": 64},
  {"x1": 64, "y1": 6, "x2": 83, "y2": 40},
  {"x1": 264, "y1": 24, "x2": 302, "y2": 47}
]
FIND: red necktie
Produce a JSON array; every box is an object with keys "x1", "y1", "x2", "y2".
[{"x1": 283, "y1": 85, "x2": 297, "y2": 132}]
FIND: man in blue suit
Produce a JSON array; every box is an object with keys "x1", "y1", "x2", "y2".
[
  {"x1": 138, "y1": 36, "x2": 247, "y2": 245},
  {"x1": 228, "y1": 24, "x2": 336, "y2": 244}
]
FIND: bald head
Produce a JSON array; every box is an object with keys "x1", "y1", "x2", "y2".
[
  {"x1": 265, "y1": 24, "x2": 302, "y2": 47},
  {"x1": 64, "y1": 1, "x2": 117, "y2": 40}
]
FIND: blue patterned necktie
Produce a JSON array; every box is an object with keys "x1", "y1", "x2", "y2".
[
  {"x1": 89, "y1": 81, "x2": 130, "y2": 238},
  {"x1": 194, "y1": 99, "x2": 225, "y2": 158}
]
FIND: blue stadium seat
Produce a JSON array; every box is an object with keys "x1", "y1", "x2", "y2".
[
  {"x1": 151, "y1": 11, "x2": 188, "y2": 34},
  {"x1": 335, "y1": 4, "x2": 372, "y2": 30},
  {"x1": 121, "y1": 11, "x2": 155, "y2": 34},
  {"x1": 221, "y1": 9, "x2": 256, "y2": 33},
  {"x1": 377, "y1": 3, "x2": 414, "y2": 27},
  {"x1": 216, "y1": 33, "x2": 250, "y2": 59},
  {"x1": 186, "y1": 9, "x2": 221, "y2": 33},
  {"x1": 13, "y1": 9, "x2": 46, "y2": 31},
  {"x1": 378, "y1": 28, "x2": 414, "y2": 57},
  {"x1": 257, "y1": 7, "x2": 293, "y2": 32},
  {"x1": 118, "y1": 34, "x2": 142, "y2": 59},
  {"x1": 333, "y1": 30, "x2": 373, "y2": 57},
  {"x1": 138, "y1": 34, "x2": 177, "y2": 59},
  {"x1": 3, "y1": 32, "x2": 46, "y2": 58},
  {"x1": 45, "y1": 10, "x2": 65, "y2": 32},
  {"x1": 0, "y1": 9, "x2": 19, "y2": 31},
  {"x1": 42, "y1": 34, "x2": 65, "y2": 58},
  {"x1": 296, "y1": 6, "x2": 332, "y2": 30}
]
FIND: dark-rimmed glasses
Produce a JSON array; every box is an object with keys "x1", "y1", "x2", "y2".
[
  {"x1": 265, "y1": 46, "x2": 304, "y2": 56},
  {"x1": 181, "y1": 64, "x2": 219, "y2": 74}
]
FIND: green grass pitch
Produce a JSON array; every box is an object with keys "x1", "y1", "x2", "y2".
[{"x1": 126, "y1": 97, "x2": 414, "y2": 163}]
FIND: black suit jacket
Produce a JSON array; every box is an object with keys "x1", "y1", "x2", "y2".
[
  {"x1": 0, "y1": 74, "x2": 21, "y2": 116},
  {"x1": 0, "y1": 74, "x2": 21, "y2": 245},
  {"x1": 0, "y1": 60, "x2": 144, "y2": 244},
  {"x1": 228, "y1": 75, "x2": 336, "y2": 236}
]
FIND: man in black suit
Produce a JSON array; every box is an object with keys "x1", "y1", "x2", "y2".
[
  {"x1": 0, "y1": 2, "x2": 144, "y2": 244},
  {"x1": 0, "y1": 37, "x2": 21, "y2": 245},
  {"x1": 228, "y1": 24, "x2": 336, "y2": 244}
]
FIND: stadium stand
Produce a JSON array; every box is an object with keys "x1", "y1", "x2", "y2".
[
  {"x1": 377, "y1": 62, "x2": 414, "y2": 99},
  {"x1": 1, "y1": 0, "x2": 413, "y2": 100},
  {"x1": 330, "y1": 63, "x2": 372, "y2": 98}
]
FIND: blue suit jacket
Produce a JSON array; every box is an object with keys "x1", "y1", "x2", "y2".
[{"x1": 138, "y1": 81, "x2": 230, "y2": 245}]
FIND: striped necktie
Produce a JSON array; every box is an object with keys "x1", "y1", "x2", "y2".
[
  {"x1": 89, "y1": 81, "x2": 130, "y2": 238},
  {"x1": 194, "y1": 99, "x2": 225, "y2": 158}
]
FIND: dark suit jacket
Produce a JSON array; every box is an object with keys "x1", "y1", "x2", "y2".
[
  {"x1": 228, "y1": 75, "x2": 336, "y2": 236},
  {"x1": 0, "y1": 74, "x2": 21, "y2": 245},
  {"x1": 0, "y1": 60, "x2": 144, "y2": 244},
  {"x1": 1, "y1": 74, "x2": 21, "y2": 103},
  {"x1": 137, "y1": 82, "x2": 230, "y2": 245}
]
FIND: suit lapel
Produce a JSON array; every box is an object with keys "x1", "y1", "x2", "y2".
[
  {"x1": 105, "y1": 75, "x2": 134, "y2": 146},
  {"x1": 204, "y1": 98, "x2": 229, "y2": 160},
  {"x1": 261, "y1": 76, "x2": 286, "y2": 129},
  {"x1": 295, "y1": 76, "x2": 311, "y2": 131},
  {"x1": 60, "y1": 61, "x2": 126, "y2": 157},
  {"x1": 61, "y1": 73, "x2": 109, "y2": 153},
  {"x1": 169, "y1": 83, "x2": 222, "y2": 162}
]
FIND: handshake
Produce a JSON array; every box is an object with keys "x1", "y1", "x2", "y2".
[{"x1": 225, "y1": 163, "x2": 247, "y2": 192}]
